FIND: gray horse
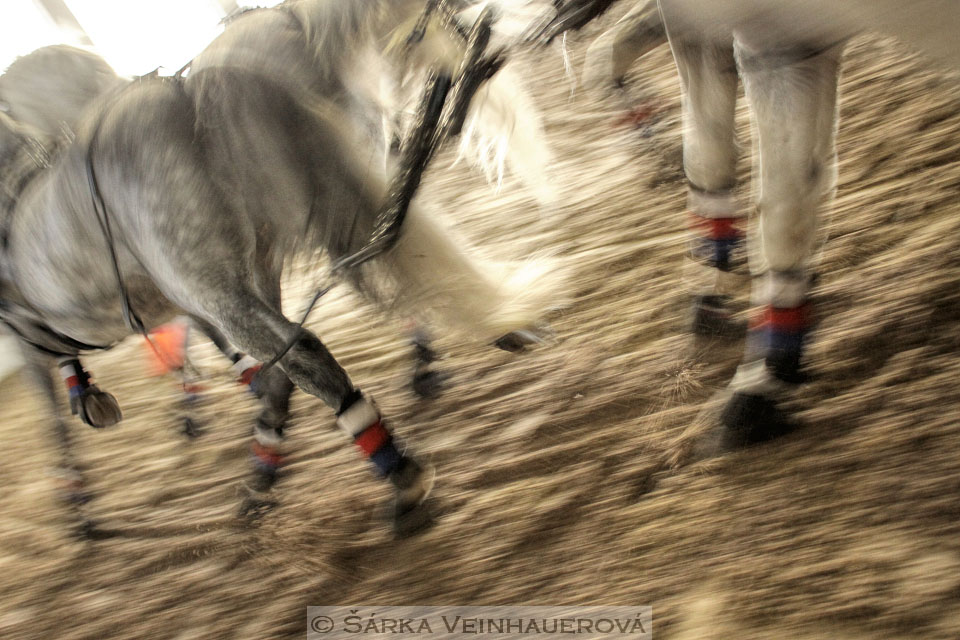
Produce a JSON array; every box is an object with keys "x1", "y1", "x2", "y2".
[{"x1": 0, "y1": 0, "x2": 559, "y2": 536}]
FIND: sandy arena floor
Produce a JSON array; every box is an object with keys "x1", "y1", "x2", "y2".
[{"x1": 3, "y1": 13, "x2": 960, "y2": 639}]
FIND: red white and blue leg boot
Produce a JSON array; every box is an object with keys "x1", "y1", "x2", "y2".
[
  {"x1": 336, "y1": 390, "x2": 435, "y2": 536},
  {"x1": 58, "y1": 358, "x2": 122, "y2": 429},
  {"x1": 239, "y1": 422, "x2": 285, "y2": 519},
  {"x1": 232, "y1": 354, "x2": 262, "y2": 396},
  {"x1": 686, "y1": 184, "x2": 748, "y2": 338},
  {"x1": 720, "y1": 270, "x2": 814, "y2": 448}
]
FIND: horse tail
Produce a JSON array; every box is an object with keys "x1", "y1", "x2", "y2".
[
  {"x1": 186, "y1": 64, "x2": 561, "y2": 341},
  {"x1": 448, "y1": 1, "x2": 559, "y2": 206},
  {"x1": 452, "y1": 64, "x2": 557, "y2": 206},
  {"x1": 289, "y1": 0, "x2": 558, "y2": 206},
  {"x1": 360, "y1": 203, "x2": 564, "y2": 342}
]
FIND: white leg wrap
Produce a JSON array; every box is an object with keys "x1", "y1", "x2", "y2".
[
  {"x1": 253, "y1": 425, "x2": 283, "y2": 446},
  {"x1": 758, "y1": 270, "x2": 810, "y2": 307},
  {"x1": 232, "y1": 355, "x2": 260, "y2": 378},
  {"x1": 687, "y1": 186, "x2": 739, "y2": 219},
  {"x1": 336, "y1": 395, "x2": 380, "y2": 437}
]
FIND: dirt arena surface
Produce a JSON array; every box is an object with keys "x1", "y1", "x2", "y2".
[{"x1": 3, "y1": 12, "x2": 960, "y2": 639}]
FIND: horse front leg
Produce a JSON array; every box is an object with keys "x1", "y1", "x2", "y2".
[
  {"x1": 17, "y1": 342, "x2": 98, "y2": 537},
  {"x1": 665, "y1": 29, "x2": 747, "y2": 337},
  {"x1": 717, "y1": 40, "x2": 844, "y2": 447}
]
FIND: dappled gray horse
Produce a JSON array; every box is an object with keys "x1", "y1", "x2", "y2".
[{"x1": 0, "y1": 0, "x2": 559, "y2": 536}]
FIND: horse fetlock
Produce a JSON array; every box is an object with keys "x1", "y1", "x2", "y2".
[
  {"x1": 336, "y1": 391, "x2": 406, "y2": 476},
  {"x1": 743, "y1": 297, "x2": 815, "y2": 385},
  {"x1": 181, "y1": 416, "x2": 204, "y2": 439}
]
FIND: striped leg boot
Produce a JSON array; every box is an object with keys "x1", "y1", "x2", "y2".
[
  {"x1": 232, "y1": 354, "x2": 262, "y2": 396},
  {"x1": 239, "y1": 421, "x2": 286, "y2": 519},
  {"x1": 249, "y1": 422, "x2": 285, "y2": 493},
  {"x1": 721, "y1": 270, "x2": 814, "y2": 447},
  {"x1": 336, "y1": 390, "x2": 435, "y2": 536},
  {"x1": 686, "y1": 185, "x2": 748, "y2": 337},
  {"x1": 58, "y1": 358, "x2": 122, "y2": 429}
]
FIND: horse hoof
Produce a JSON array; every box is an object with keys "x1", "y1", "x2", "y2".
[
  {"x1": 718, "y1": 392, "x2": 799, "y2": 449},
  {"x1": 691, "y1": 296, "x2": 745, "y2": 340},
  {"x1": 78, "y1": 387, "x2": 123, "y2": 428},
  {"x1": 394, "y1": 498, "x2": 436, "y2": 538},
  {"x1": 411, "y1": 368, "x2": 448, "y2": 399},
  {"x1": 493, "y1": 330, "x2": 540, "y2": 353},
  {"x1": 688, "y1": 391, "x2": 800, "y2": 461},
  {"x1": 181, "y1": 417, "x2": 203, "y2": 439},
  {"x1": 389, "y1": 459, "x2": 436, "y2": 537},
  {"x1": 238, "y1": 494, "x2": 277, "y2": 522},
  {"x1": 72, "y1": 518, "x2": 100, "y2": 541}
]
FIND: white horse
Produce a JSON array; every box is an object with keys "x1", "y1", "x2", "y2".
[{"x1": 537, "y1": 0, "x2": 960, "y2": 451}]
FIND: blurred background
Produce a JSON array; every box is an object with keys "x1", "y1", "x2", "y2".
[{"x1": 0, "y1": 0, "x2": 284, "y2": 76}]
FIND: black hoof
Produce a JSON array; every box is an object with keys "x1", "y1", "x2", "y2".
[
  {"x1": 75, "y1": 519, "x2": 96, "y2": 540},
  {"x1": 393, "y1": 498, "x2": 436, "y2": 538},
  {"x1": 76, "y1": 387, "x2": 123, "y2": 429},
  {"x1": 691, "y1": 296, "x2": 746, "y2": 340},
  {"x1": 493, "y1": 330, "x2": 540, "y2": 353},
  {"x1": 389, "y1": 459, "x2": 436, "y2": 537},
  {"x1": 718, "y1": 392, "x2": 799, "y2": 449},
  {"x1": 181, "y1": 417, "x2": 204, "y2": 439},
  {"x1": 238, "y1": 495, "x2": 277, "y2": 521},
  {"x1": 411, "y1": 368, "x2": 448, "y2": 399}
]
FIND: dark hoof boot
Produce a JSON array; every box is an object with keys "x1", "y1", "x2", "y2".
[
  {"x1": 719, "y1": 392, "x2": 799, "y2": 449},
  {"x1": 389, "y1": 459, "x2": 436, "y2": 538},
  {"x1": 181, "y1": 417, "x2": 204, "y2": 439},
  {"x1": 411, "y1": 367, "x2": 448, "y2": 399},
  {"x1": 75, "y1": 387, "x2": 123, "y2": 428},
  {"x1": 691, "y1": 296, "x2": 745, "y2": 339}
]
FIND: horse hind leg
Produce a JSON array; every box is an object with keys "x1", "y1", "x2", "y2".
[
  {"x1": 716, "y1": 40, "x2": 844, "y2": 448},
  {"x1": 193, "y1": 283, "x2": 433, "y2": 534},
  {"x1": 666, "y1": 30, "x2": 747, "y2": 338}
]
